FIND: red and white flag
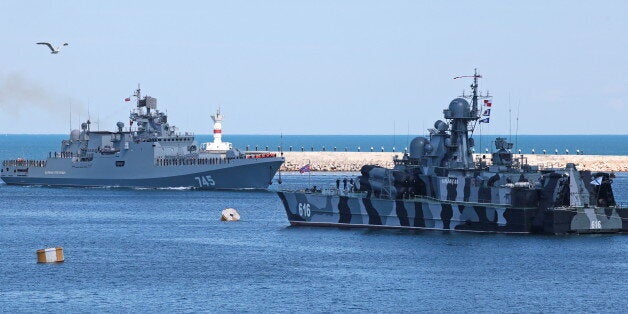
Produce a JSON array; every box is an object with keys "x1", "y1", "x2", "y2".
[
  {"x1": 299, "y1": 164, "x2": 311, "y2": 174},
  {"x1": 483, "y1": 99, "x2": 492, "y2": 107}
]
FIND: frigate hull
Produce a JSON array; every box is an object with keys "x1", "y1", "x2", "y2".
[
  {"x1": 277, "y1": 191, "x2": 626, "y2": 234},
  {"x1": 2, "y1": 159, "x2": 284, "y2": 189}
]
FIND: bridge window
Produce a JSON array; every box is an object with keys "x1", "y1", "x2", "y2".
[{"x1": 116, "y1": 161, "x2": 125, "y2": 167}]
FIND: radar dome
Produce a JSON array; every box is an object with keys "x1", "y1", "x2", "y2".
[
  {"x1": 116, "y1": 122, "x2": 125, "y2": 132},
  {"x1": 409, "y1": 137, "x2": 428, "y2": 158},
  {"x1": 70, "y1": 129, "x2": 80, "y2": 141},
  {"x1": 81, "y1": 122, "x2": 87, "y2": 130},
  {"x1": 434, "y1": 120, "x2": 449, "y2": 132},
  {"x1": 448, "y1": 98, "x2": 471, "y2": 118}
]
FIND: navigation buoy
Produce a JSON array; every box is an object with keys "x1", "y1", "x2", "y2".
[
  {"x1": 221, "y1": 208, "x2": 240, "y2": 221},
  {"x1": 36, "y1": 247, "x2": 64, "y2": 263}
]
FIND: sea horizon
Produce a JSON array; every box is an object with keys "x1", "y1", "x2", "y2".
[{"x1": 2, "y1": 134, "x2": 628, "y2": 157}]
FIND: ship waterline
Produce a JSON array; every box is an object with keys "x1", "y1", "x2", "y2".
[
  {"x1": 3, "y1": 158, "x2": 283, "y2": 189},
  {"x1": 278, "y1": 191, "x2": 625, "y2": 234}
]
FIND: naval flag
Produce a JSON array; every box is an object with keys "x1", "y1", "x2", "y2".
[
  {"x1": 124, "y1": 97, "x2": 131, "y2": 102},
  {"x1": 483, "y1": 99, "x2": 492, "y2": 107},
  {"x1": 479, "y1": 117, "x2": 490, "y2": 124},
  {"x1": 299, "y1": 164, "x2": 311, "y2": 174},
  {"x1": 482, "y1": 109, "x2": 491, "y2": 116}
]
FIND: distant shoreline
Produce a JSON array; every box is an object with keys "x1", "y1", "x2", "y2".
[{"x1": 278, "y1": 152, "x2": 628, "y2": 173}]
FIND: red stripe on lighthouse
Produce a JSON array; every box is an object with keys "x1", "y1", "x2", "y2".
[{"x1": 214, "y1": 129, "x2": 222, "y2": 134}]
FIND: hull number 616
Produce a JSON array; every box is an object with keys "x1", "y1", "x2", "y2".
[{"x1": 298, "y1": 203, "x2": 311, "y2": 218}]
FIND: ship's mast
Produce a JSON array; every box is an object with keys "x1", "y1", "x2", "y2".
[
  {"x1": 471, "y1": 68, "x2": 480, "y2": 114},
  {"x1": 134, "y1": 84, "x2": 141, "y2": 107},
  {"x1": 454, "y1": 69, "x2": 492, "y2": 137},
  {"x1": 449, "y1": 69, "x2": 489, "y2": 169},
  {"x1": 454, "y1": 68, "x2": 482, "y2": 116}
]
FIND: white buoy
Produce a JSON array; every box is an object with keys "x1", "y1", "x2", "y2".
[
  {"x1": 221, "y1": 208, "x2": 240, "y2": 221},
  {"x1": 36, "y1": 247, "x2": 64, "y2": 263}
]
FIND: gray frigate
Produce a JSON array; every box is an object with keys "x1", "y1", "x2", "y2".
[
  {"x1": 277, "y1": 71, "x2": 627, "y2": 234},
  {"x1": 1, "y1": 87, "x2": 284, "y2": 189}
]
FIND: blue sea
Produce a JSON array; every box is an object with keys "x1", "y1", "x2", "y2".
[
  {"x1": 2, "y1": 134, "x2": 628, "y2": 158},
  {"x1": 0, "y1": 135, "x2": 627, "y2": 312}
]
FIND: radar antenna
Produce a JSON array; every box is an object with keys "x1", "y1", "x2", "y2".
[
  {"x1": 453, "y1": 68, "x2": 483, "y2": 114},
  {"x1": 133, "y1": 83, "x2": 141, "y2": 107},
  {"x1": 454, "y1": 68, "x2": 492, "y2": 135}
]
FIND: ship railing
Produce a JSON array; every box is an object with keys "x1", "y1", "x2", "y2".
[
  {"x1": 295, "y1": 188, "x2": 519, "y2": 207},
  {"x1": 155, "y1": 156, "x2": 232, "y2": 166},
  {"x1": 404, "y1": 194, "x2": 523, "y2": 207},
  {"x1": 394, "y1": 159, "x2": 421, "y2": 166},
  {"x1": 315, "y1": 187, "x2": 365, "y2": 197},
  {"x1": 171, "y1": 132, "x2": 195, "y2": 137},
  {"x1": 48, "y1": 152, "x2": 76, "y2": 159},
  {"x1": 2, "y1": 159, "x2": 47, "y2": 167},
  {"x1": 155, "y1": 153, "x2": 279, "y2": 166},
  {"x1": 299, "y1": 187, "x2": 368, "y2": 197},
  {"x1": 245, "y1": 152, "x2": 278, "y2": 159}
]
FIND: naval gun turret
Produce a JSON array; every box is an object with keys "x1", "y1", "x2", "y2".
[{"x1": 491, "y1": 137, "x2": 514, "y2": 167}]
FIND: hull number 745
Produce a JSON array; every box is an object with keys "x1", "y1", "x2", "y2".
[{"x1": 194, "y1": 175, "x2": 216, "y2": 187}]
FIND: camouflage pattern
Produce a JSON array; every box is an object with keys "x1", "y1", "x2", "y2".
[
  {"x1": 277, "y1": 71, "x2": 626, "y2": 234},
  {"x1": 277, "y1": 189, "x2": 625, "y2": 234}
]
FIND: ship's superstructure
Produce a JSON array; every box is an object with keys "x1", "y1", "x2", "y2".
[
  {"x1": 277, "y1": 71, "x2": 626, "y2": 234},
  {"x1": 1, "y1": 87, "x2": 284, "y2": 189}
]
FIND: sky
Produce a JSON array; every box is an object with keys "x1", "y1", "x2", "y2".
[{"x1": 0, "y1": 0, "x2": 627, "y2": 135}]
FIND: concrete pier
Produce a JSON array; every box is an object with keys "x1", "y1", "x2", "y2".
[{"x1": 279, "y1": 152, "x2": 628, "y2": 172}]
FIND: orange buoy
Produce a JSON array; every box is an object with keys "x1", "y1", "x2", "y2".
[{"x1": 36, "y1": 247, "x2": 64, "y2": 263}]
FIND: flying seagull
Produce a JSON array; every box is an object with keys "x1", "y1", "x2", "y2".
[{"x1": 36, "y1": 42, "x2": 69, "y2": 54}]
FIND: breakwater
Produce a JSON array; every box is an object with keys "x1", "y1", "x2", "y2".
[{"x1": 279, "y1": 152, "x2": 628, "y2": 172}]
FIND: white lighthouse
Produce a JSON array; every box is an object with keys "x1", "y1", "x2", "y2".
[
  {"x1": 200, "y1": 107, "x2": 233, "y2": 152},
  {"x1": 211, "y1": 108, "x2": 224, "y2": 144}
]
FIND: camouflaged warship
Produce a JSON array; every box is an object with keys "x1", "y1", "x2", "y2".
[
  {"x1": 278, "y1": 71, "x2": 627, "y2": 234},
  {"x1": 1, "y1": 87, "x2": 284, "y2": 189}
]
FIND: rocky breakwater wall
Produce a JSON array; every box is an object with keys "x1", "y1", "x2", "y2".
[
  {"x1": 280, "y1": 152, "x2": 628, "y2": 172},
  {"x1": 281, "y1": 152, "x2": 396, "y2": 172},
  {"x1": 520, "y1": 154, "x2": 628, "y2": 172}
]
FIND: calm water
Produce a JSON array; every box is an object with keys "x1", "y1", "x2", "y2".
[
  {"x1": 0, "y1": 172, "x2": 627, "y2": 312},
  {"x1": 0, "y1": 135, "x2": 627, "y2": 311}
]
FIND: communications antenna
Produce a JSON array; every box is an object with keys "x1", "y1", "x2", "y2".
[{"x1": 454, "y1": 68, "x2": 492, "y2": 136}]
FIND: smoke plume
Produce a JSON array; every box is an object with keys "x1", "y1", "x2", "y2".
[{"x1": 0, "y1": 72, "x2": 85, "y2": 122}]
